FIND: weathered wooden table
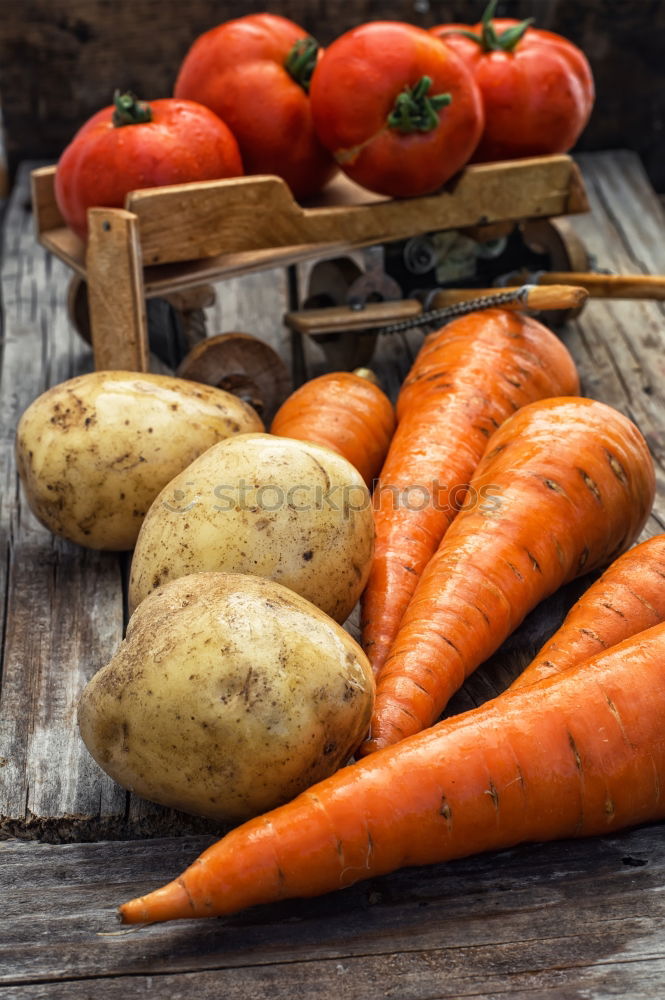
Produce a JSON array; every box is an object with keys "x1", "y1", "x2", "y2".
[{"x1": 2, "y1": 151, "x2": 665, "y2": 998}]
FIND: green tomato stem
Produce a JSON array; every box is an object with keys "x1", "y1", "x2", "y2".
[
  {"x1": 495, "y1": 19, "x2": 534, "y2": 51},
  {"x1": 285, "y1": 36, "x2": 319, "y2": 93},
  {"x1": 440, "y1": 0, "x2": 533, "y2": 53},
  {"x1": 112, "y1": 91, "x2": 152, "y2": 127},
  {"x1": 387, "y1": 76, "x2": 452, "y2": 134}
]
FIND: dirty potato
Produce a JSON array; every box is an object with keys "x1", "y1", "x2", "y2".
[
  {"x1": 78, "y1": 572, "x2": 375, "y2": 823},
  {"x1": 16, "y1": 371, "x2": 263, "y2": 550},
  {"x1": 129, "y1": 433, "x2": 374, "y2": 622}
]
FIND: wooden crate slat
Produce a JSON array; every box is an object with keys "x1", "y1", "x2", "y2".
[
  {"x1": 127, "y1": 155, "x2": 587, "y2": 265},
  {"x1": 557, "y1": 153, "x2": 665, "y2": 540},
  {"x1": 32, "y1": 156, "x2": 588, "y2": 271},
  {"x1": 86, "y1": 207, "x2": 150, "y2": 371},
  {"x1": 0, "y1": 166, "x2": 127, "y2": 838},
  {"x1": 575, "y1": 150, "x2": 665, "y2": 274},
  {"x1": 39, "y1": 228, "x2": 87, "y2": 279},
  {"x1": 30, "y1": 164, "x2": 66, "y2": 235}
]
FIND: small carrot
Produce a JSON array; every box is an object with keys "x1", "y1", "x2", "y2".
[
  {"x1": 362, "y1": 397, "x2": 655, "y2": 754},
  {"x1": 119, "y1": 621, "x2": 665, "y2": 924},
  {"x1": 510, "y1": 533, "x2": 665, "y2": 690},
  {"x1": 361, "y1": 308, "x2": 579, "y2": 675},
  {"x1": 271, "y1": 369, "x2": 395, "y2": 487}
]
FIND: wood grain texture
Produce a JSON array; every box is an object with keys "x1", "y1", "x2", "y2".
[
  {"x1": 126, "y1": 157, "x2": 586, "y2": 265},
  {"x1": 0, "y1": 166, "x2": 126, "y2": 841},
  {"x1": 563, "y1": 152, "x2": 665, "y2": 540},
  {"x1": 429, "y1": 283, "x2": 588, "y2": 311},
  {"x1": 1, "y1": 824, "x2": 664, "y2": 994},
  {"x1": 30, "y1": 165, "x2": 65, "y2": 234},
  {"x1": 86, "y1": 208, "x2": 150, "y2": 371},
  {"x1": 538, "y1": 272, "x2": 665, "y2": 299},
  {"x1": 32, "y1": 156, "x2": 585, "y2": 267}
]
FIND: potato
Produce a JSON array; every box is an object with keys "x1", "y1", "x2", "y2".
[
  {"x1": 78, "y1": 572, "x2": 375, "y2": 823},
  {"x1": 16, "y1": 370, "x2": 263, "y2": 550},
  {"x1": 129, "y1": 433, "x2": 374, "y2": 622}
]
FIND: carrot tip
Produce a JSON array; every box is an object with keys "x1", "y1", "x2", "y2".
[{"x1": 118, "y1": 878, "x2": 196, "y2": 924}]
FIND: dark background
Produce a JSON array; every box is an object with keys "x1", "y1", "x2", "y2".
[{"x1": 0, "y1": 1, "x2": 663, "y2": 190}]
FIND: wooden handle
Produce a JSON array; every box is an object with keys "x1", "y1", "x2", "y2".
[
  {"x1": 537, "y1": 272, "x2": 665, "y2": 299},
  {"x1": 287, "y1": 285, "x2": 588, "y2": 337},
  {"x1": 285, "y1": 299, "x2": 422, "y2": 335},
  {"x1": 429, "y1": 285, "x2": 589, "y2": 312}
]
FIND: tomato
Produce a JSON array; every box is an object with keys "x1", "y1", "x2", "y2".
[
  {"x1": 174, "y1": 13, "x2": 336, "y2": 200},
  {"x1": 308, "y1": 21, "x2": 484, "y2": 199},
  {"x1": 55, "y1": 93, "x2": 243, "y2": 240},
  {"x1": 430, "y1": 1, "x2": 594, "y2": 162}
]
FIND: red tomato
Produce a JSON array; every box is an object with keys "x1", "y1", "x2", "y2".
[
  {"x1": 174, "y1": 13, "x2": 336, "y2": 200},
  {"x1": 308, "y1": 21, "x2": 484, "y2": 199},
  {"x1": 430, "y1": 4, "x2": 594, "y2": 162},
  {"x1": 55, "y1": 93, "x2": 243, "y2": 240}
]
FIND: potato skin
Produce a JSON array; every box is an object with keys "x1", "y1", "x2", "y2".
[
  {"x1": 16, "y1": 371, "x2": 263, "y2": 550},
  {"x1": 78, "y1": 573, "x2": 375, "y2": 823},
  {"x1": 129, "y1": 433, "x2": 375, "y2": 622}
]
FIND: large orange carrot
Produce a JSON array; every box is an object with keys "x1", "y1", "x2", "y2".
[
  {"x1": 119, "y1": 621, "x2": 665, "y2": 924},
  {"x1": 510, "y1": 533, "x2": 665, "y2": 690},
  {"x1": 271, "y1": 369, "x2": 395, "y2": 487},
  {"x1": 362, "y1": 397, "x2": 655, "y2": 754},
  {"x1": 361, "y1": 308, "x2": 579, "y2": 675}
]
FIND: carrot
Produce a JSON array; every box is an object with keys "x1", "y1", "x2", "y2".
[
  {"x1": 362, "y1": 397, "x2": 655, "y2": 755},
  {"x1": 510, "y1": 533, "x2": 665, "y2": 690},
  {"x1": 361, "y1": 308, "x2": 579, "y2": 675},
  {"x1": 270, "y1": 369, "x2": 395, "y2": 487},
  {"x1": 119, "y1": 621, "x2": 665, "y2": 924}
]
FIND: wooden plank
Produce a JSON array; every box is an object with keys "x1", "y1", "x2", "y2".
[
  {"x1": 33, "y1": 156, "x2": 586, "y2": 270},
  {"x1": 39, "y1": 228, "x2": 87, "y2": 280},
  {"x1": 575, "y1": 150, "x2": 665, "y2": 274},
  {"x1": 30, "y1": 165, "x2": 66, "y2": 234},
  {"x1": 10, "y1": 963, "x2": 665, "y2": 1000},
  {"x1": 201, "y1": 269, "x2": 291, "y2": 372},
  {"x1": 85, "y1": 207, "x2": 150, "y2": 371},
  {"x1": 39, "y1": 224, "x2": 358, "y2": 295},
  {"x1": 142, "y1": 241, "x2": 357, "y2": 296},
  {"x1": 558, "y1": 152, "x2": 665, "y2": 540},
  {"x1": 0, "y1": 165, "x2": 127, "y2": 840},
  {"x1": 33, "y1": 157, "x2": 586, "y2": 297},
  {"x1": 126, "y1": 156, "x2": 586, "y2": 266},
  {"x1": 1, "y1": 825, "x2": 665, "y2": 992}
]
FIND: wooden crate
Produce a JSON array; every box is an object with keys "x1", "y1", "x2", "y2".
[{"x1": 31, "y1": 155, "x2": 588, "y2": 371}]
